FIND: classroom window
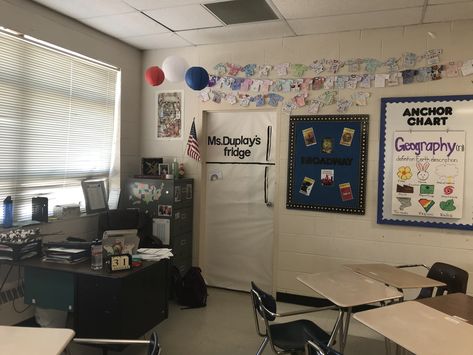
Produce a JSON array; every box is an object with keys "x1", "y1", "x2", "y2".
[{"x1": 0, "y1": 29, "x2": 120, "y2": 223}]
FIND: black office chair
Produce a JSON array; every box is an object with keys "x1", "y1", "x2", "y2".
[
  {"x1": 97, "y1": 208, "x2": 162, "y2": 248},
  {"x1": 250, "y1": 281, "x2": 335, "y2": 355},
  {"x1": 305, "y1": 340, "x2": 342, "y2": 355},
  {"x1": 73, "y1": 331, "x2": 161, "y2": 355},
  {"x1": 398, "y1": 262, "x2": 469, "y2": 299}
]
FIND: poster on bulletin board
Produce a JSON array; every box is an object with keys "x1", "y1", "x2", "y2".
[
  {"x1": 286, "y1": 115, "x2": 369, "y2": 214},
  {"x1": 378, "y1": 95, "x2": 473, "y2": 230}
]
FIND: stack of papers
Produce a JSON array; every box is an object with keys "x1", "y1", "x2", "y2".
[
  {"x1": 42, "y1": 241, "x2": 90, "y2": 264},
  {"x1": 136, "y1": 248, "x2": 173, "y2": 261}
]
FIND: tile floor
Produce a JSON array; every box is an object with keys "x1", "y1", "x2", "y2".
[{"x1": 69, "y1": 287, "x2": 392, "y2": 355}]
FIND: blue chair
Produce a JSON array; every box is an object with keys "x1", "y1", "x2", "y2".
[
  {"x1": 398, "y1": 262, "x2": 468, "y2": 298},
  {"x1": 250, "y1": 282, "x2": 335, "y2": 354},
  {"x1": 73, "y1": 331, "x2": 160, "y2": 355}
]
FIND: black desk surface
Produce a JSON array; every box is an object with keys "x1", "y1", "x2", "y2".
[{"x1": 20, "y1": 256, "x2": 159, "y2": 278}]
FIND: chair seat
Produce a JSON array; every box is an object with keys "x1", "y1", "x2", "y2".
[{"x1": 270, "y1": 319, "x2": 330, "y2": 351}]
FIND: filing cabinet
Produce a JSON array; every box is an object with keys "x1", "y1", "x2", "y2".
[{"x1": 123, "y1": 177, "x2": 193, "y2": 275}]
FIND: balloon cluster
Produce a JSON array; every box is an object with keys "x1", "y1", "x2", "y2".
[{"x1": 145, "y1": 56, "x2": 209, "y2": 91}]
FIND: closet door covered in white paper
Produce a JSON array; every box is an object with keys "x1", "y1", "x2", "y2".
[{"x1": 204, "y1": 111, "x2": 276, "y2": 292}]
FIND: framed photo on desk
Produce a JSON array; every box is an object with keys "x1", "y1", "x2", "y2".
[{"x1": 81, "y1": 180, "x2": 108, "y2": 214}]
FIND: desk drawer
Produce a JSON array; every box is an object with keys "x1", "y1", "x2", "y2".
[
  {"x1": 171, "y1": 206, "x2": 193, "y2": 235},
  {"x1": 170, "y1": 232, "x2": 192, "y2": 256},
  {"x1": 24, "y1": 267, "x2": 75, "y2": 312},
  {"x1": 75, "y1": 260, "x2": 168, "y2": 339}
]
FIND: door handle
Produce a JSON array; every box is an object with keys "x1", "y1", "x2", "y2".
[{"x1": 264, "y1": 166, "x2": 272, "y2": 207}]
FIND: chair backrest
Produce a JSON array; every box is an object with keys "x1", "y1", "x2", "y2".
[
  {"x1": 98, "y1": 209, "x2": 159, "y2": 248},
  {"x1": 250, "y1": 281, "x2": 277, "y2": 321},
  {"x1": 419, "y1": 262, "x2": 469, "y2": 299},
  {"x1": 250, "y1": 281, "x2": 277, "y2": 339}
]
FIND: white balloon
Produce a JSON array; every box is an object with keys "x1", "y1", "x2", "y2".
[{"x1": 162, "y1": 56, "x2": 188, "y2": 83}]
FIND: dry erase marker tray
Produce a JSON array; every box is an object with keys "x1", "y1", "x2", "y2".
[{"x1": 0, "y1": 229, "x2": 41, "y2": 261}]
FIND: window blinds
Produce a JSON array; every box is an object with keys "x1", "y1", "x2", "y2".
[{"x1": 0, "y1": 30, "x2": 119, "y2": 222}]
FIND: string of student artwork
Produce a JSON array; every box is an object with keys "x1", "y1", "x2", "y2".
[{"x1": 197, "y1": 48, "x2": 473, "y2": 114}]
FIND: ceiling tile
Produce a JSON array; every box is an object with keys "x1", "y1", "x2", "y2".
[
  {"x1": 32, "y1": 0, "x2": 135, "y2": 19},
  {"x1": 145, "y1": 5, "x2": 223, "y2": 31},
  {"x1": 288, "y1": 8, "x2": 423, "y2": 35},
  {"x1": 178, "y1": 20, "x2": 294, "y2": 46},
  {"x1": 424, "y1": 2, "x2": 473, "y2": 22},
  {"x1": 81, "y1": 12, "x2": 170, "y2": 38},
  {"x1": 123, "y1": 0, "x2": 227, "y2": 11},
  {"x1": 122, "y1": 33, "x2": 191, "y2": 50},
  {"x1": 272, "y1": 0, "x2": 425, "y2": 19}
]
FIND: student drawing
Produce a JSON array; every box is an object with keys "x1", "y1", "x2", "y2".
[
  {"x1": 416, "y1": 162, "x2": 429, "y2": 182},
  {"x1": 435, "y1": 164, "x2": 459, "y2": 184}
]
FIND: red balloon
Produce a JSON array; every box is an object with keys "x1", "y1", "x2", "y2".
[{"x1": 145, "y1": 66, "x2": 165, "y2": 86}]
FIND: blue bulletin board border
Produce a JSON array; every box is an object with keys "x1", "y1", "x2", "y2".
[
  {"x1": 377, "y1": 95, "x2": 473, "y2": 230},
  {"x1": 286, "y1": 115, "x2": 369, "y2": 214}
]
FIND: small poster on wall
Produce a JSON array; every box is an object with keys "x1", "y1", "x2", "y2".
[
  {"x1": 156, "y1": 91, "x2": 183, "y2": 139},
  {"x1": 391, "y1": 130, "x2": 465, "y2": 219}
]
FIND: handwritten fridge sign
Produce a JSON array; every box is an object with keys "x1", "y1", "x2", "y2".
[
  {"x1": 378, "y1": 95, "x2": 473, "y2": 230},
  {"x1": 391, "y1": 131, "x2": 465, "y2": 219}
]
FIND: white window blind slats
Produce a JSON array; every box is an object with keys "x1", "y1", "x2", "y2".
[{"x1": 0, "y1": 31, "x2": 119, "y2": 222}]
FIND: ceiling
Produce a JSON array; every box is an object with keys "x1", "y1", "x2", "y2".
[{"x1": 32, "y1": 0, "x2": 473, "y2": 50}]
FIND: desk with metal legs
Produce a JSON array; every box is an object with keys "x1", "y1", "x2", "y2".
[
  {"x1": 354, "y1": 300, "x2": 473, "y2": 355},
  {"x1": 345, "y1": 263, "x2": 445, "y2": 290},
  {"x1": 0, "y1": 326, "x2": 74, "y2": 355},
  {"x1": 297, "y1": 270, "x2": 403, "y2": 352},
  {"x1": 416, "y1": 293, "x2": 473, "y2": 325}
]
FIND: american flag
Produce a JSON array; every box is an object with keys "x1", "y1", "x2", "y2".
[{"x1": 186, "y1": 119, "x2": 201, "y2": 161}]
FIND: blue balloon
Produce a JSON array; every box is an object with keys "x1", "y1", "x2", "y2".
[{"x1": 185, "y1": 66, "x2": 209, "y2": 90}]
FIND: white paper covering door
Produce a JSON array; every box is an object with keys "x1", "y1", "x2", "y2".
[{"x1": 204, "y1": 111, "x2": 276, "y2": 292}]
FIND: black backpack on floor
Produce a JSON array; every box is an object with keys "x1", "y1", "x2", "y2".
[{"x1": 174, "y1": 266, "x2": 208, "y2": 309}]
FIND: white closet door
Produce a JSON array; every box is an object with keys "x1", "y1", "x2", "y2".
[{"x1": 204, "y1": 111, "x2": 276, "y2": 291}]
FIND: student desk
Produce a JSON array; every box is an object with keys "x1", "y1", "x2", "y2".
[
  {"x1": 21, "y1": 257, "x2": 169, "y2": 339},
  {"x1": 354, "y1": 298, "x2": 473, "y2": 355},
  {"x1": 0, "y1": 325, "x2": 74, "y2": 355},
  {"x1": 417, "y1": 293, "x2": 473, "y2": 324},
  {"x1": 345, "y1": 263, "x2": 445, "y2": 290},
  {"x1": 297, "y1": 270, "x2": 403, "y2": 352}
]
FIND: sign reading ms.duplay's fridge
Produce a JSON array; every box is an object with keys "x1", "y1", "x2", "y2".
[{"x1": 378, "y1": 95, "x2": 473, "y2": 230}]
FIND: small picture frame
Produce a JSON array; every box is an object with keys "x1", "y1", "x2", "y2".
[
  {"x1": 81, "y1": 180, "x2": 109, "y2": 214},
  {"x1": 158, "y1": 204, "x2": 172, "y2": 217},
  {"x1": 158, "y1": 163, "x2": 169, "y2": 177},
  {"x1": 141, "y1": 157, "x2": 163, "y2": 176}
]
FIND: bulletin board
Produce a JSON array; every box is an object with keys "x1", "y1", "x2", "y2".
[
  {"x1": 377, "y1": 95, "x2": 473, "y2": 230},
  {"x1": 286, "y1": 115, "x2": 369, "y2": 214}
]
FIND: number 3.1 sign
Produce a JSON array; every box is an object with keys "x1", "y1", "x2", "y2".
[{"x1": 108, "y1": 254, "x2": 132, "y2": 272}]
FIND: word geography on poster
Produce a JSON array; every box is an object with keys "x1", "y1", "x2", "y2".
[{"x1": 391, "y1": 131, "x2": 465, "y2": 219}]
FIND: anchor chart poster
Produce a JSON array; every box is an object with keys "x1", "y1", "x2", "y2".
[
  {"x1": 391, "y1": 131, "x2": 465, "y2": 219},
  {"x1": 378, "y1": 95, "x2": 473, "y2": 230}
]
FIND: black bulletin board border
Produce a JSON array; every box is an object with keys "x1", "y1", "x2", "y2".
[{"x1": 286, "y1": 115, "x2": 369, "y2": 215}]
